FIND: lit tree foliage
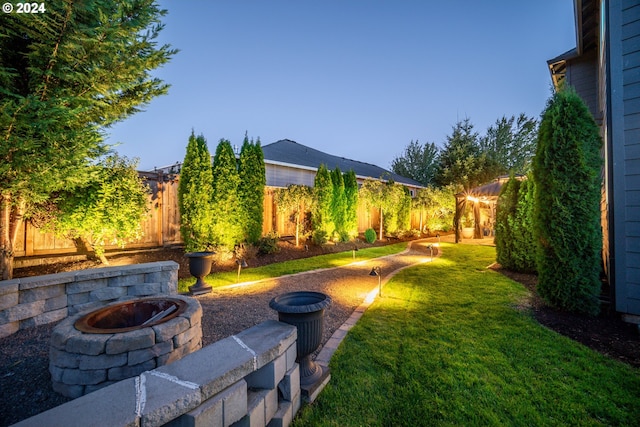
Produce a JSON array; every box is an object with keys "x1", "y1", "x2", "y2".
[
  {"x1": 343, "y1": 170, "x2": 359, "y2": 239},
  {"x1": 275, "y1": 184, "x2": 313, "y2": 247},
  {"x1": 330, "y1": 167, "x2": 347, "y2": 240},
  {"x1": 178, "y1": 132, "x2": 213, "y2": 252},
  {"x1": 0, "y1": 0, "x2": 175, "y2": 279},
  {"x1": 238, "y1": 134, "x2": 266, "y2": 244},
  {"x1": 413, "y1": 185, "x2": 456, "y2": 234},
  {"x1": 390, "y1": 140, "x2": 439, "y2": 186},
  {"x1": 45, "y1": 155, "x2": 149, "y2": 264},
  {"x1": 533, "y1": 88, "x2": 603, "y2": 315},
  {"x1": 312, "y1": 164, "x2": 334, "y2": 243},
  {"x1": 211, "y1": 139, "x2": 243, "y2": 250}
]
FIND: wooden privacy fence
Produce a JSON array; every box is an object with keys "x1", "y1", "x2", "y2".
[{"x1": 14, "y1": 172, "x2": 421, "y2": 260}]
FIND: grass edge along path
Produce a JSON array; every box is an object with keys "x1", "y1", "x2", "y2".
[
  {"x1": 177, "y1": 242, "x2": 409, "y2": 293},
  {"x1": 293, "y1": 243, "x2": 640, "y2": 427}
]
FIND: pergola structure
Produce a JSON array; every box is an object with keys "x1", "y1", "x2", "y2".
[{"x1": 454, "y1": 175, "x2": 524, "y2": 243}]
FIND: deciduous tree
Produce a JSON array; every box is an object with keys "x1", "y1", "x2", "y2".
[{"x1": 391, "y1": 140, "x2": 438, "y2": 186}]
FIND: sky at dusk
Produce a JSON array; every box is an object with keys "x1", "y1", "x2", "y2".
[{"x1": 105, "y1": 0, "x2": 577, "y2": 172}]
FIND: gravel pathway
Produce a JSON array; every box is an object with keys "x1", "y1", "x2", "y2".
[{"x1": 0, "y1": 238, "x2": 438, "y2": 426}]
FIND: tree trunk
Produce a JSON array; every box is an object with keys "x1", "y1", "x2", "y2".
[
  {"x1": 378, "y1": 207, "x2": 384, "y2": 241},
  {"x1": 0, "y1": 193, "x2": 25, "y2": 281}
]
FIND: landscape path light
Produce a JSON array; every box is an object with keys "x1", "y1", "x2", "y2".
[
  {"x1": 236, "y1": 258, "x2": 248, "y2": 282},
  {"x1": 369, "y1": 266, "x2": 382, "y2": 296}
]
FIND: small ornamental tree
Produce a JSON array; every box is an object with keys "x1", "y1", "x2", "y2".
[
  {"x1": 495, "y1": 175, "x2": 521, "y2": 270},
  {"x1": 238, "y1": 135, "x2": 266, "y2": 244},
  {"x1": 359, "y1": 178, "x2": 385, "y2": 240},
  {"x1": 397, "y1": 187, "x2": 412, "y2": 232},
  {"x1": 211, "y1": 139, "x2": 243, "y2": 250},
  {"x1": 45, "y1": 155, "x2": 149, "y2": 264},
  {"x1": 413, "y1": 185, "x2": 456, "y2": 234},
  {"x1": 533, "y1": 88, "x2": 603, "y2": 315},
  {"x1": 343, "y1": 170, "x2": 359, "y2": 239},
  {"x1": 178, "y1": 132, "x2": 213, "y2": 252},
  {"x1": 330, "y1": 167, "x2": 347, "y2": 240},
  {"x1": 312, "y1": 164, "x2": 334, "y2": 243},
  {"x1": 275, "y1": 184, "x2": 313, "y2": 247}
]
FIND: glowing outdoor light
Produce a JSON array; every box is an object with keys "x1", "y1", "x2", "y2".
[
  {"x1": 369, "y1": 266, "x2": 382, "y2": 296},
  {"x1": 352, "y1": 246, "x2": 359, "y2": 260},
  {"x1": 427, "y1": 244, "x2": 434, "y2": 261},
  {"x1": 236, "y1": 258, "x2": 248, "y2": 282}
]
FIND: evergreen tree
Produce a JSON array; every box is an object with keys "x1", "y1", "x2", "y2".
[
  {"x1": 0, "y1": 0, "x2": 176, "y2": 279},
  {"x1": 312, "y1": 164, "x2": 334, "y2": 242},
  {"x1": 481, "y1": 114, "x2": 538, "y2": 175},
  {"x1": 211, "y1": 139, "x2": 243, "y2": 250},
  {"x1": 533, "y1": 88, "x2": 603, "y2": 315},
  {"x1": 435, "y1": 118, "x2": 491, "y2": 191},
  {"x1": 495, "y1": 175, "x2": 521, "y2": 270},
  {"x1": 511, "y1": 177, "x2": 536, "y2": 273},
  {"x1": 330, "y1": 167, "x2": 347, "y2": 240},
  {"x1": 238, "y1": 135, "x2": 266, "y2": 244},
  {"x1": 178, "y1": 132, "x2": 213, "y2": 252},
  {"x1": 390, "y1": 140, "x2": 439, "y2": 186},
  {"x1": 343, "y1": 170, "x2": 359, "y2": 238}
]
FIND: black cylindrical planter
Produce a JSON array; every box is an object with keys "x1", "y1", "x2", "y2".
[
  {"x1": 269, "y1": 291, "x2": 332, "y2": 386},
  {"x1": 185, "y1": 251, "x2": 215, "y2": 295}
]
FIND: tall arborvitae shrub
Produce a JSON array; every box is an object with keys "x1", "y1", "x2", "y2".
[
  {"x1": 238, "y1": 136, "x2": 266, "y2": 244},
  {"x1": 178, "y1": 132, "x2": 213, "y2": 252},
  {"x1": 532, "y1": 88, "x2": 603, "y2": 315},
  {"x1": 211, "y1": 139, "x2": 243, "y2": 250},
  {"x1": 312, "y1": 164, "x2": 334, "y2": 243},
  {"x1": 495, "y1": 176, "x2": 520, "y2": 269},
  {"x1": 343, "y1": 170, "x2": 359, "y2": 238},
  {"x1": 330, "y1": 167, "x2": 347, "y2": 240},
  {"x1": 511, "y1": 178, "x2": 536, "y2": 273}
]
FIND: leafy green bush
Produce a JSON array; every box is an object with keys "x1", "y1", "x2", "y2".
[
  {"x1": 533, "y1": 88, "x2": 603, "y2": 315},
  {"x1": 364, "y1": 228, "x2": 376, "y2": 244},
  {"x1": 312, "y1": 229, "x2": 328, "y2": 246},
  {"x1": 256, "y1": 231, "x2": 280, "y2": 255}
]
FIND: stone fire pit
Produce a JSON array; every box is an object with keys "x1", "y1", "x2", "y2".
[{"x1": 49, "y1": 295, "x2": 202, "y2": 398}]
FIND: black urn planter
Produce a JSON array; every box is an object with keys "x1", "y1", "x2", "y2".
[
  {"x1": 185, "y1": 251, "x2": 215, "y2": 295},
  {"x1": 269, "y1": 291, "x2": 332, "y2": 386}
]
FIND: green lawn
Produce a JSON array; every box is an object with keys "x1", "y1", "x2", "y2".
[
  {"x1": 177, "y1": 242, "x2": 408, "y2": 293},
  {"x1": 293, "y1": 243, "x2": 640, "y2": 426}
]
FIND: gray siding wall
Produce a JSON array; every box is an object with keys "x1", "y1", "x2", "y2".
[
  {"x1": 621, "y1": 2, "x2": 640, "y2": 313},
  {"x1": 610, "y1": 0, "x2": 640, "y2": 316},
  {"x1": 567, "y1": 51, "x2": 601, "y2": 121}
]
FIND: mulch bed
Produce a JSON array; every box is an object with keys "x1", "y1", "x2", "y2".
[{"x1": 1, "y1": 239, "x2": 638, "y2": 426}]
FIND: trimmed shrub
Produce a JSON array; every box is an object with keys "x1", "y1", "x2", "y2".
[
  {"x1": 364, "y1": 228, "x2": 376, "y2": 244},
  {"x1": 256, "y1": 231, "x2": 279, "y2": 255},
  {"x1": 495, "y1": 175, "x2": 520, "y2": 270},
  {"x1": 511, "y1": 178, "x2": 536, "y2": 273},
  {"x1": 532, "y1": 88, "x2": 603, "y2": 315}
]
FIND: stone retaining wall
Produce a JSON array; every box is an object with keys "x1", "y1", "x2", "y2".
[
  {"x1": 0, "y1": 261, "x2": 179, "y2": 339},
  {"x1": 13, "y1": 320, "x2": 301, "y2": 427}
]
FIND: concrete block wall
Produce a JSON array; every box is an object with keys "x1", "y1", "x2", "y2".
[
  {"x1": 0, "y1": 261, "x2": 179, "y2": 338},
  {"x1": 13, "y1": 320, "x2": 300, "y2": 427}
]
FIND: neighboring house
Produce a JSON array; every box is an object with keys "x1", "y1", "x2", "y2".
[
  {"x1": 548, "y1": 0, "x2": 640, "y2": 322},
  {"x1": 262, "y1": 139, "x2": 424, "y2": 196}
]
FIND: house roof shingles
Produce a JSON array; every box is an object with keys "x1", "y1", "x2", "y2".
[{"x1": 262, "y1": 139, "x2": 424, "y2": 188}]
